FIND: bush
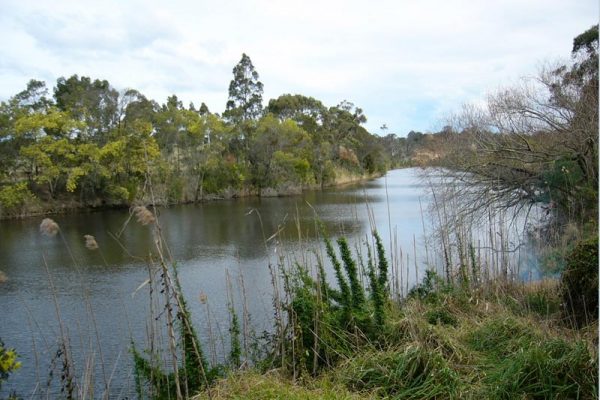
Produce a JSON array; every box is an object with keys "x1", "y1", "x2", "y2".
[
  {"x1": 0, "y1": 182, "x2": 36, "y2": 216},
  {"x1": 560, "y1": 236, "x2": 598, "y2": 328},
  {"x1": 284, "y1": 232, "x2": 390, "y2": 374},
  {"x1": 408, "y1": 270, "x2": 454, "y2": 304},
  {"x1": 0, "y1": 338, "x2": 21, "y2": 391}
]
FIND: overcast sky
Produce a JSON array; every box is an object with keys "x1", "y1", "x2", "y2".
[{"x1": 0, "y1": 0, "x2": 597, "y2": 136}]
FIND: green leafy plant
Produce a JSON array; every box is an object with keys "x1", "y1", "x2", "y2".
[
  {"x1": 560, "y1": 235, "x2": 598, "y2": 328},
  {"x1": 0, "y1": 339, "x2": 21, "y2": 390}
]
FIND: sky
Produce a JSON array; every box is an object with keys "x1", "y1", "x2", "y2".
[{"x1": 0, "y1": 0, "x2": 597, "y2": 136}]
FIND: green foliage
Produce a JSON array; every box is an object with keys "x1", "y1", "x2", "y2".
[
  {"x1": 288, "y1": 268, "x2": 345, "y2": 373},
  {"x1": 324, "y1": 236, "x2": 351, "y2": 310},
  {"x1": 54, "y1": 75, "x2": 118, "y2": 143},
  {"x1": 352, "y1": 232, "x2": 391, "y2": 329},
  {"x1": 132, "y1": 345, "x2": 175, "y2": 399},
  {"x1": 197, "y1": 270, "x2": 596, "y2": 400},
  {"x1": 14, "y1": 107, "x2": 83, "y2": 138},
  {"x1": 373, "y1": 231, "x2": 389, "y2": 297},
  {"x1": 285, "y1": 232, "x2": 391, "y2": 374},
  {"x1": 366, "y1": 245, "x2": 385, "y2": 327},
  {"x1": 467, "y1": 317, "x2": 538, "y2": 358},
  {"x1": 249, "y1": 115, "x2": 313, "y2": 190},
  {"x1": 267, "y1": 94, "x2": 326, "y2": 129},
  {"x1": 193, "y1": 371, "x2": 365, "y2": 400},
  {"x1": 271, "y1": 151, "x2": 312, "y2": 186},
  {"x1": 408, "y1": 270, "x2": 446, "y2": 302},
  {"x1": 337, "y1": 237, "x2": 365, "y2": 310},
  {"x1": 0, "y1": 182, "x2": 35, "y2": 216},
  {"x1": 228, "y1": 305, "x2": 242, "y2": 369},
  {"x1": 540, "y1": 158, "x2": 597, "y2": 219},
  {"x1": 0, "y1": 339, "x2": 21, "y2": 390},
  {"x1": 573, "y1": 24, "x2": 599, "y2": 54},
  {"x1": 1, "y1": 65, "x2": 390, "y2": 217},
  {"x1": 167, "y1": 174, "x2": 185, "y2": 203},
  {"x1": 224, "y1": 53, "x2": 264, "y2": 123},
  {"x1": 560, "y1": 235, "x2": 598, "y2": 327},
  {"x1": 469, "y1": 242, "x2": 479, "y2": 284}
]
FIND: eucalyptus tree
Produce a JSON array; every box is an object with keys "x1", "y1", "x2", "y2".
[
  {"x1": 54, "y1": 75, "x2": 119, "y2": 144},
  {"x1": 249, "y1": 114, "x2": 312, "y2": 191},
  {"x1": 0, "y1": 80, "x2": 54, "y2": 181},
  {"x1": 224, "y1": 53, "x2": 264, "y2": 124}
]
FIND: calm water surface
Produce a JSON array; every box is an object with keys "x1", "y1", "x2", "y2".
[{"x1": 0, "y1": 168, "x2": 540, "y2": 397}]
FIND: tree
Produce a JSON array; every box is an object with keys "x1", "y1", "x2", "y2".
[
  {"x1": 154, "y1": 95, "x2": 187, "y2": 156},
  {"x1": 13, "y1": 79, "x2": 52, "y2": 112},
  {"x1": 99, "y1": 120, "x2": 160, "y2": 201},
  {"x1": 266, "y1": 94, "x2": 327, "y2": 133},
  {"x1": 0, "y1": 80, "x2": 57, "y2": 182},
  {"x1": 199, "y1": 102, "x2": 210, "y2": 116},
  {"x1": 436, "y1": 26, "x2": 598, "y2": 223},
  {"x1": 223, "y1": 53, "x2": 264, "y2": 123},
  {"x1": 54, "y1": 75, "x2": 119, "y2": 144},
  {"x1": 248, "y1": 114, "x2": 312, "y2": 190}
]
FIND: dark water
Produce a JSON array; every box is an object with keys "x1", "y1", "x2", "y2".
[{"x1": 0, "y1": 168, "x2": 540, "y2": 397}]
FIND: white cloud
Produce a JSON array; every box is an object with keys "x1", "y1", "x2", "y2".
[{"x1": 0, "y1": 0, "x2": 597, "y2": 135}]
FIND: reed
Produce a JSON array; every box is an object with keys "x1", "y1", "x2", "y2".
[{"x1": 5, "y1": 165, "x2": 596, "y2": 399}]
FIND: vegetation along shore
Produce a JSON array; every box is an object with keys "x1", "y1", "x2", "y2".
[{"x1": 0, "y1": 22, "x2": 597, "y2": 400}]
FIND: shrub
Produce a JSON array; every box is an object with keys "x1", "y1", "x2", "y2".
[
  {"x1": 560, "y1": 235, "x2": 598, "y2": 327},
  {"x1": 408, "y1": 270, "x2": 448, "y2": 303},
  {"x1": 285, "y1": 232, "x2": 391, "y2": 374},
  {"x1": 0, "y1": 338, "x2": 21, "y2": 391},
  {"x1": 0, "y1": 182, "x2": 36, "y2": 216}
]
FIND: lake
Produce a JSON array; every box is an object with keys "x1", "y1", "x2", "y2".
[{"x1": 0, "y1": 168, "x2": 542, "y2": 397}]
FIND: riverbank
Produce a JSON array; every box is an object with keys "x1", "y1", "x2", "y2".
[
  {"x1": 192, "y1": 278, "x2": 597, "y2": 400},
  {"x1": 0, "y1": 169, "x2": 385, "y2": 220}
]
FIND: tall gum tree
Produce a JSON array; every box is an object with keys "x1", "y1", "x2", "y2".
[{"x1": 224, "y1": 53, "x2": 264, "y2": 124}]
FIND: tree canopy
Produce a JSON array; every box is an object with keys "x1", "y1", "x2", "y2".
[{"x1": 0, "y1": 54, "x2": 392, "y2": 217}]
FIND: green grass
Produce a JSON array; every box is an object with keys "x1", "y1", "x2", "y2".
[
  {"x1": 192, "y1": 371, "x2": 371, "y2": 400},
  {"x1": 336, "y1": 345, "x2": 460, "y2": 399},
  {"x1": 191, "y1": 277, "x2": 598, "y2": 400},
  {"x1": 484, "y1": 339, "x2": 597, "y2": 399}
]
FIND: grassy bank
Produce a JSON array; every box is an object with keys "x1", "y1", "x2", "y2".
[{"x1": 193, "y1": 278, "x2": 597, "y2": 399}]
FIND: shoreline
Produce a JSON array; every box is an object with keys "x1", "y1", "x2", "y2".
[{"x1": 0, "y1": 170, "x2": 388, "y2": 221}]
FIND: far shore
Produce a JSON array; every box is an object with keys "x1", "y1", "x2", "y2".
[{"x1": 0, "y1": 169, "x2": 399, "y2": 221}]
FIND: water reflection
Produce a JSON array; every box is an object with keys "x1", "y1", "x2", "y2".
[{"x1": 0, "y1": 168, "x2": 542, "y2": 397}]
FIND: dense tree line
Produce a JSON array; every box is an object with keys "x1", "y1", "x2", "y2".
[{"x1": 0, "y1": 53, "x2": 395, "y2": 217}]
